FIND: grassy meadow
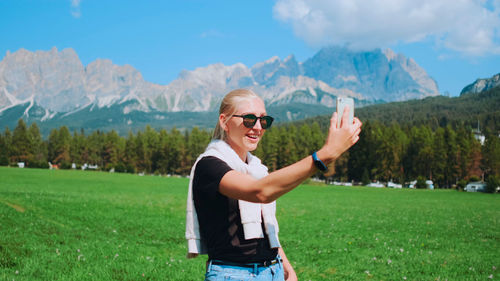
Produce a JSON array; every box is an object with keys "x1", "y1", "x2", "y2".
[{"x1": 0, "y1": 166, "x2": 499, "y2": 280}]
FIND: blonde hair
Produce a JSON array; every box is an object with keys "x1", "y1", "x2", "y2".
[{"x1": 212, "y1": 89, "x2": 261, "y2": 140}]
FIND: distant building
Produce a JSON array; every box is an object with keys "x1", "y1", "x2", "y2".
[
  {"x1": 473, "y1": 129, "x2": 485, "y2": 145},
  {"x1": 472, "y1": 121, "x2": 485, "y2": 145}
]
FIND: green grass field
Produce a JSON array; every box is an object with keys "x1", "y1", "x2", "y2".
[{"x1": 0, "y1": 167, "x2": 499, "y2": 280}]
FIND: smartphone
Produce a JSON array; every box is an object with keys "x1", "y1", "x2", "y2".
[{"x1": 336, "y1": 97, "x2": 354, "y2": 127}]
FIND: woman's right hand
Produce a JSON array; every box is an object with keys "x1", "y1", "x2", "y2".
[{"x1": 317, "y1": 106, "x2": 362, "y2": 164}]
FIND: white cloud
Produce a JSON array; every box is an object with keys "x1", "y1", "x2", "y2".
[
  {"x1": 71, "y1": 0, "x2": 82, "y2": 18},
  {"x1": 273, "y1": 0, "x2": 500, "y2": 55}
]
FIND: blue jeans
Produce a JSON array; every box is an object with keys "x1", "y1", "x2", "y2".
[{"x1": 204, "y1": 259, "x2": 285, "y2": 281}]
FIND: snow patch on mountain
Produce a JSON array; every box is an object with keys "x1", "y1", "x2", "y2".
[
  {"x1": 0, "y1": 90, "x2": 33, "y2": 115},
  {"x1": 23, "y1": 96, "x2": 34, "y2": 118},
  {"x1": 0, "y1": 86, "x2": 20, "y2": 109},
  {"x1": 41, "y1": 108, "x2": 57, "y2": 121}
]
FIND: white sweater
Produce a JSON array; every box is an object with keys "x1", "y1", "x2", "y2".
[{"x1": 185, "y1": 140, "x2": 281, "y2": 257}]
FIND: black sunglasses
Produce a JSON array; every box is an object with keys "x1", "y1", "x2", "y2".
[{"x1": 232, "y1": 114, "x2": 274, "y2": 129}]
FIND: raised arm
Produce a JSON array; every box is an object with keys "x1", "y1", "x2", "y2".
[{"x1": 219, "y1": 107, "x2": 362, "y2": 203}]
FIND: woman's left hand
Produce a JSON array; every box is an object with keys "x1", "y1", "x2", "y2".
[
  {"x1": 278, "y1": 248, "x2": 297, "y2": 281},
  {"x1": 284, "y1": 263, "x2": 297, "y2": 281}
]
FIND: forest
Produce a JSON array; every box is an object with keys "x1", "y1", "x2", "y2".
[{"x1": 0, "y1": 87, "x2": 499, "y2": 190}]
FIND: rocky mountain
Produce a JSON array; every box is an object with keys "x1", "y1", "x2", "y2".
[
  {"x1": 460, "y1": 73, "x2": 500, "y2": 95},
  {"x1": 0, "y1": 48, "x2": 160, "y2": 115},
  {"x1": 0, "y1": 46, "x2": 440, "y2": 134},
  {"x1": 302, "y1": 47, "x2": 439, "y2": 102}
]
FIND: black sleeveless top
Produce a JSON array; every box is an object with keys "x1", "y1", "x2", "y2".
[{"x1": 192, "y1": 156, "x2": 278, "y2": 263}]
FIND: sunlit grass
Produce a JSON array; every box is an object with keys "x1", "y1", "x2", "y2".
[{"x1": 0, "y1": 167, "x2": 498, "y2": 280}]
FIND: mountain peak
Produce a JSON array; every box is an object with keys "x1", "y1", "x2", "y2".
[
  {"x1": 461, "y1": 73, "x2": 500, "y2": 95},
  {"x1": 283, "y1": 54, "x2": 295, "y2": 63},
  {"x1": 383, "y1": 48, "x2": 397, "y2": 61},
  {"x1": 252, "y1": 56, "x2": 281, "y2": 69},
  {"x1": 265, "y1": 56, "x2": 280, "y2": 64}
]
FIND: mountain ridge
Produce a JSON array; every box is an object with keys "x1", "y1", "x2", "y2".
[
  {"x1": 461, "y1": 73, "x2": 500, "y2": 95},
  {"x1": 0, "y1": 46, "x2": 439, "y2": 111},
  {"x1": 0, "y1": 46, "x2": 441, "y2": 134}
]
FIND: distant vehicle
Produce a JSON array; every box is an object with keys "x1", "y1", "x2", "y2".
[
  {"x1": 81, "y1": 163, "x2": 99, "y2": 170},
  {"x1": 408, "y1": 180, "x2": 434, "y2": 189},
  {"x1": 387, "y1": 181, "x2": 402, "y2": 188},
  {"x1": 465, "y1": 182, "x2": 487, "y2": 192},
  {"x1": 367, "y1": 181, "x2": 385, "y2": 188},
  {"x1": 331, "y1": 181, "x2": 352, "y2": 186}
]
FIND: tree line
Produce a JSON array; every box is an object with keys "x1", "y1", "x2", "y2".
[
  {"x1": 1, "y1": 118, "x2": 499, "y2": 190},
  {"x1": 297, "y1": 86, "x2": 500, "y2": 134}
]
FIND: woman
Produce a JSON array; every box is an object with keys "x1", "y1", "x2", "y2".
[{"x1": 186, "y1": 89, "x2": 362, "y2": 280}]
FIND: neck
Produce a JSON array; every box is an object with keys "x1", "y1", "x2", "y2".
[
  {"x1": 224, "y1": 139, "x2": 247, "y2": 162},
  {"x1": 236, "y1": 149, "x2": 247, "y2": 163}
]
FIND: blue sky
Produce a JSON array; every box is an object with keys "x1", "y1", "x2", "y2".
[{"x1": 1, "y1": 0, "x2": 499, "y2": 96}]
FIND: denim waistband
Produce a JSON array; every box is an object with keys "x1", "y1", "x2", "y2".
[{"x1": 209, "y1": 256, "x2": 282, "y2": 269}]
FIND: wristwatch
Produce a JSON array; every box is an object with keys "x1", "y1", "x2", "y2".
[{"x1": 312, "y1": 151, "x2": 328, "y2": 172}]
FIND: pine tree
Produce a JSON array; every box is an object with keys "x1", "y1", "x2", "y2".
[
  {"x1": 48, "y1": 126, "x2": 72, "y2": 166},
  {"x1": 468, "y1": 137, "x2": 483, "y2": 180},
  {"x1": 404, "y1": 126, "x2": 433, "y2": 182},
  {"x1": 390, "y1": 124, "x2": 408, "y2": 183},
  {"x1": 123, "y1": 131, "x2": 137, "y2": 173},
  {"x1": 0, "y1": 131, "x2": 9, "y2": 166},
  {"x1": 2, "y1": 127, "x2": 12, "y2": 165},
  {"x1": 348, "y1": 121, "x2": 378, "y2": 182},
  {"x1": 57, "y1": 126, "x2": 72, "y2": 168},
  {"x1": 70, "y1": 130, "x2": 86, "y2": 167},
  {"x1": 276, "y1": 126, "x2": 298, "y2": 168},
  {"x1": 152, "y1": 129, "x2": 168, "y2": 174},
  {"x1": 370, "y1": 123, "x2": 386, "y2": 181},
  {"x1": 188, "y1": 127, "x2": 211, "y2": 168},
  {"x1": 28, "y1": 122, "x2": 47, "y2": 167},
  {"x1": 86, "y1": 130, "x2": 105, "y2": 168},
  {"x1": 296, "y1": 124, "x2": 313, "y2": 157},
  {"x1": 310, "y1": 122, "x2": 325, "y2": 152},
  {"x1": 102, "y1": 130, "x2": 122, "y2": 170},
  {"x1": 11, "y1": 119, "x2": 32, "y2": 165},
  {"x1": 376, "y1": 124, "x2": 408, "y2": 183},
  {"x1": 48, "y1": 129, "x2": 58, "y2": 164},
  {"x1": 432, "y1": 127, "x2": 447, "y2": 188},
  {"x1": 361, "y1": 168, "x2": 370, "y2": 185},
  {"x1": 482, "y1": 129, "x2": 500, "y2": 178},
  {"x1": 258, "y1": 127, "x2": 279, "y2": 171},
  {"x1": 284, "y1": 125, "x2": 300, "y2": 165},
  {"x1": 166, "y1": 127, "x2": 185, "y2": 175},
  {"x1": 444, "y1": 126, "x2": 459, "y2": 187}
]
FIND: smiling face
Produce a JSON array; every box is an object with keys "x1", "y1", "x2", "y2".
[{"x1": 221, "y1": 97, "x2": 267, "y2": 161}]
